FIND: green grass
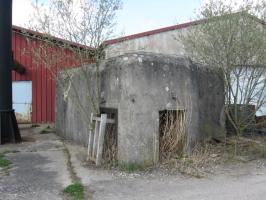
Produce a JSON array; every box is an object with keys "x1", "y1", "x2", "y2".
[
  {"x1": 119, "y1": 162, "x2": 145, "y2": 172},
  {"x1": 63, "y1": 182, "x2": 85, "y2": 200},
  {"x1": 0, "y1": 153, "x2": 12, "y2": 168}
]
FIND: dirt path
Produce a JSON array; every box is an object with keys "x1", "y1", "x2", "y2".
[
  {"x1": 89, "y1": 169, "x2": 266, "y2": 200},
  {"x1": 67, "y1": 143, "x2": 266, "y2": 200},
  {"x1": 0, "y1": 127, "x2": 71, "y2": 200},
  {"x1": 1, "y1": 127, "x2": 266, "y2": 200}
]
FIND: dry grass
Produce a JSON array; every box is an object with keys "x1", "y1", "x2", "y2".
[
  {"x1": 160, "y1": 143, "x2": 219, "y2": 178},
  {"x1": 225, "y1": 136, "x2": 266, "y2": 160},
  {"x1": 157, "y1": 102, "x2": 266, "y2": 178},
  {"x1": 159, "y1": 136, "x2": 266, "y2": 178},
  {"x1": 102, "y1": 124, "x2": 117, "y2": 167},
  {"x1": 158, "y1": 107, "x2": 214, "y2": 177},
  {"x1": 159, "y1": 110, "x2": 189, "y2": 161}
]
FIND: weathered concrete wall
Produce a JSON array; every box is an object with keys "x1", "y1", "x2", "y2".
[
  {"x1": 56, "y1": 52, "x2": 225, "y2": 165},
  {"x1": 105, "y1": 29, "x2": 187, "y2": 59},
  {"x1": 197, "y1": 66, "x2": 225, "y2": 141},
  {"x1": 56, "y1": 65, "x2": 97, "y2": 146}
]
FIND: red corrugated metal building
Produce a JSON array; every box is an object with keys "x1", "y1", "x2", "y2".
[{"x1": 12, "y1": 26, "x2": 94, "y2": 124}]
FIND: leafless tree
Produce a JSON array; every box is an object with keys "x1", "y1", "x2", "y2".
[
  {"x1": 22, "y1": 0, "x2": 122, "y2": 121},
  {"x1": 181, "y1": 0, "x2": 266, "y2": 135}
]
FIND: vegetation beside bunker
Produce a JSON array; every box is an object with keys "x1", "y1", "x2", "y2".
[
  {"x1": 156, "y1": 103, "x2": 266, "y2": 178},
  {"x1": 159, "y1": 136, "x2": 266, "y2": 178}
]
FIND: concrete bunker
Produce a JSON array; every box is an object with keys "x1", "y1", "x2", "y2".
[{"x1": 56, "y1": 52, "x2": 225, "y2": 166}]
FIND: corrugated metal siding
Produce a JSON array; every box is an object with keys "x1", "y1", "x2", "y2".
[{"x1": 12, "y1": 31, "x2": 87, "y2": 123}]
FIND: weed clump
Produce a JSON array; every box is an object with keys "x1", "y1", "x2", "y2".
[
  {"x1": 63, "y1": 182, "x2": 84, "y2": 200},
  {"x1": 0, "y1": 153, "x2": 12, "y2": 168}
]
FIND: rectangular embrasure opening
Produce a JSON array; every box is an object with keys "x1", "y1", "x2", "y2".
[
  {"x1": 159, "y1": 110, "x2": 187, "y2": 161},
  {"x1": 100, "y1": 107, "x2": 118, "y2": 166}
]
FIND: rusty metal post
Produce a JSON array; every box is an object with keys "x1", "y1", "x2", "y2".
[{"x1": 0, "y1": 0, "x2": 21, "y2": 144}]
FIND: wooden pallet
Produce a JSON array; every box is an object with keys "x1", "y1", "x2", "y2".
[{"x1": 86, "y1": 113, "x2": 115, "y2": 166}]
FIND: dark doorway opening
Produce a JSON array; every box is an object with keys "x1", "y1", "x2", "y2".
[
  {"x1": 159, "y1": 110, "x2": 187, "y2": 161},
  {"x1": 100, "y1": 107, "x2": 118, "y2": 166}
]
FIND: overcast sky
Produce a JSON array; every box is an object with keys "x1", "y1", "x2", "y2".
[{"x1": 13, "y1": 0, "x2": 202, "y2": 36}]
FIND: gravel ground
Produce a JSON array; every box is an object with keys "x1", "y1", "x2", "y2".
[
  {"x1": 1, "y1": 127, "x2": 266, "y2": 200},
  {"x1": 0, "y1": 126, "x2": 71, "y2": 200},
  {"x1": 67, "y1": 142, "x2": 266, "y2": 200}
]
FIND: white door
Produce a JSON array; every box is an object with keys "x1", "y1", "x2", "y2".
[{"x1": 12, "y1": 81, "x2": 32, "y2": 123}]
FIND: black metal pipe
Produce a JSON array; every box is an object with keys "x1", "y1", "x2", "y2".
[
  {"x1": 0, "y1": 0, "x2": 21, "y2": 144},
  {"x1": 0, "y1": 1, "x2": 13, "y2": 110}
]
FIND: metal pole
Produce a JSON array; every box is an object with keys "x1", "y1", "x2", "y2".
[
  {"x1": 0, "y1": 0, "x2": 21, "y2": 144},
  {"x1": 0, "y1": 1, "x2": 13, "y2": 110}
]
